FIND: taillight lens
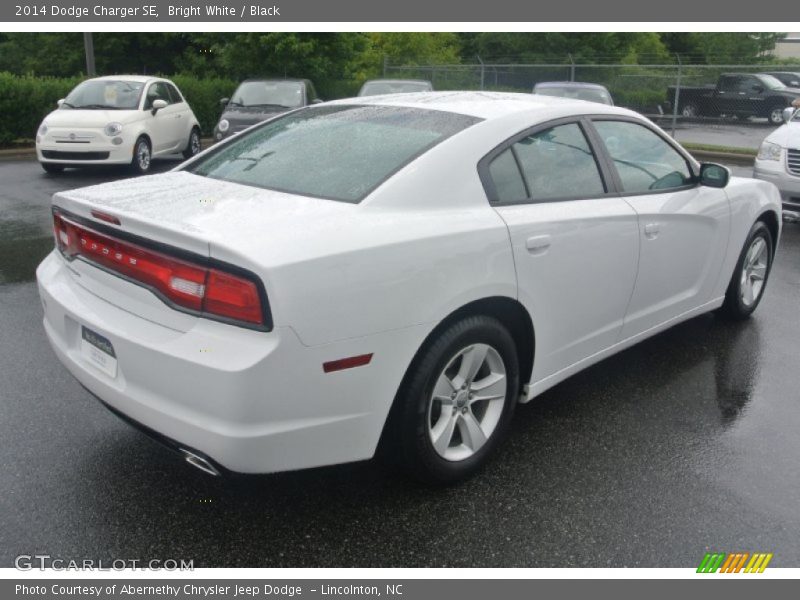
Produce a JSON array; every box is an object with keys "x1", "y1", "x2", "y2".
[{"x1": 53, "y1": 211, "x2": 266, "y2": 328}]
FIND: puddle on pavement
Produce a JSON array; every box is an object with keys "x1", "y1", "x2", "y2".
[{"x1": 0, "y1": 220, "x2": 54, "y2": 285}]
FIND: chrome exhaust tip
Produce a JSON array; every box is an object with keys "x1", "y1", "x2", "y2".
[{"x1": 181, "y1": 449, "x2": 221, "y2": 476}]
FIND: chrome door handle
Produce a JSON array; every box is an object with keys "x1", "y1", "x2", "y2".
[
  {"x1": 644, "y1": 223, "x2": 660, "y2": 239},
  {"x1": 525, "y1": 234, "x2": 552, "y2": 255}
]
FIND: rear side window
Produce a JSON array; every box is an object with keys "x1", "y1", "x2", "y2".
[
  {"x1": 186, "y1": 105, "x2": 480, "y2": 203},
  {"x1": 592, "y1": 120, "x2": 693, "y2": 193},
  {"x1": 486, "y1": 122, "x2": 605, "y2": 204}
]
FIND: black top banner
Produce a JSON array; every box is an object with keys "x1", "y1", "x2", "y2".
[{"x1": 1, "y1": 0, "x2": 792, "y2": 22}]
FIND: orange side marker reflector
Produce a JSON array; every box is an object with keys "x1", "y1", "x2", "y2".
[{"x1": 323, "y1": 353, "x2": 373, "y2": 373}]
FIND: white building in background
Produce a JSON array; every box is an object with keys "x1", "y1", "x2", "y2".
[{"x1": 775, "y1": 33, "x2": 800, "y2": 59}]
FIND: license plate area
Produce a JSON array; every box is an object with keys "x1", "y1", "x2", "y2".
[{"x1": 80, "y1": 326, "x2": 118, "y2": 378}]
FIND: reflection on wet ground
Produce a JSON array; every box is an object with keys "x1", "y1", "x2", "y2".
[{"x1": 1, "y1": 157, "x2": 800, "y2": 567}]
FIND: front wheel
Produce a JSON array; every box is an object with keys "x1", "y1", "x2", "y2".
[
  {"x1": 390, "y1": 315, "x2": 520, "y2": 484},
  {"x1": 720, "y1": 220, "x2": 773, "y2": 320},
  {"x1": 40, "y1": 162, "x2": 64, "y2": 174},
  {"x1": 130, "y1": 136, "x2": 151, "y2": 174},
  {"x1": 681, "y1": 102, "x2": 700, "y2": 118},
  {"x1": 183, "y1": 128, "x2": 201, "y2": 159}
]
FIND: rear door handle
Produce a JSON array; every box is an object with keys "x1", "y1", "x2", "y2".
[
  {"x1": 525, "y1": 234, "x2": 552, "y2": 255},
  {"x1": 644, "y1": 222, "x2": 660, "y2": 239}
]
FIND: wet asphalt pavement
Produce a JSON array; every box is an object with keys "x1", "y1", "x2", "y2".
[{"x1": 1, "y1": 157, "x2": 799, "y2": 568}]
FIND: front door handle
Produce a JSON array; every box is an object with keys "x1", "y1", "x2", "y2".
[
  {"x1": 644, "y1": 222, "x2": 660, "y2": 239},
  {"x1": 525, "y1": 234, "x2": 552, "y2": 255}
]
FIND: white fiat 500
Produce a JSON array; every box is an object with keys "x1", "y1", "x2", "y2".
[
  {"x1": 37, "y1": 92, "x2": 781, "y2": 483},
  {"x1": 36, "y1": 75, "x2": 202, "y2": 175}
]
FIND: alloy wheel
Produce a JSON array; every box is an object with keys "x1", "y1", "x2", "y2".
[{"x1": 740, "y1": 236, "x2": 769, "y2": 307}]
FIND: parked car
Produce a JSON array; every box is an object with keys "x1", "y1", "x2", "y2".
[
  {"x1": 667, "y1": 73, "x2": 800, "y2": 125},
  {"x1": 358, "y1": 79, "x2": 434, "y2": 97},
  {"x1": 761, "y1": 71, "x2": 800, "y2": 89},
  {"x1": 214, "y1": 79, "x2": 320, "y2": 141},
  {"x1": 754, "y1": 106, "x2": 800, "y2": 215},
  {"x1": 36, "y1": 75, "x2": 202, "y2": 174},
  {"x1": 532, "y1": 81, "x2": 614, "y2": 105},
  {"x1": 38, "y1": 92, "x2": 781, "y2": 484}
]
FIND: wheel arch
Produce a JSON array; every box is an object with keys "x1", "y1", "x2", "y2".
[
  {"x1": 757, "y1": 208, "x2": 780, "y2": 257},
  {"x1": 377, "y1": 296, "x2": 535, "y2": 454}
]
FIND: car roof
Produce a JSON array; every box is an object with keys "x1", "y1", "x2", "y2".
[
  {"x1": 238, "y1": 78, "x2": 310, "y2": 84},
  {"x1": 534, "y1": 81, "x2": 609, "y2": 90},
  {"x1": 89, "y1": 75, "x2": 158, "y2": 84},
  {"x1": 328, "y1": 91, "x2": 629, "y2": 120},
  {"x1": 362, "y1": 79, "x2": 432, "y2": 85}
]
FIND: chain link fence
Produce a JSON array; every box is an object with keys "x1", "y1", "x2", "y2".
[{"x1": 384, "y1": 56, "x2": 800, "y2": 135}]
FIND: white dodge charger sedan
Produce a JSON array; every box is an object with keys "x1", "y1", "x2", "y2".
[
  {"x1": 36, "y1": 75, "x2": 202, "y2": 175},
  {"x1": 37, "y1": 92, "x2": 781, "y2": 483}
]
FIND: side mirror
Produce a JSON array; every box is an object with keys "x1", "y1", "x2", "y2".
[
  {"x1": 57, "y1": 98, "x2": 65, "y2": 107},
  {"x1": 783, "y1": 107, "x2": 795, "y2": 123},
  {"x1": 311, "y1": 98, "x2": 323, "y2": 104},
  {"x1": 219, "y1": 97, "x2": 230, "y2": 107},
  {"x1": 699, "y1": 163, "x2": 730, "y2": 188},
  {"x1": 151, "y1": 99, "x2": 168, "y2": 114}
]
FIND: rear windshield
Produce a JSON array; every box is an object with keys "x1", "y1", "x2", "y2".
[{"x1": 186, "y1": 105, "x2": 480, "y2": 203}]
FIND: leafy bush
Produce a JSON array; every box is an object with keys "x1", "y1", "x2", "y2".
[{"x1": 0, "y1": 72, "x2": 83, "y2": 144}]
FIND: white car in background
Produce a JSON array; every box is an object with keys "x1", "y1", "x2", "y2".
[
  {"x1": 36, "y1": 75, "x2": 202, "y2": 175},
  {"x1": 754, "y1": 106, "x2": 800, "y2": 216},
  {"x1": 37, "y1": 92, "x2": 780, "y2": 484}
]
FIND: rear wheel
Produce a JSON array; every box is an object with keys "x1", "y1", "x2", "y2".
[
  {"x1": 130, "y1": 136, "x2": 151, "y2": 174},
  {"x1": 389, "y1": 315, "x2": 520, "y2": 484},
  {"x1": 720, "y1": 221, "x2": 773, "y2": 320},
  {"x1": 768, "y1": 104, "x2": 786, "y2": 126},
  {"x1": 40, "y1": 162, "x2": 64, "y2": 174},
  {"x1": 183, "y1": 128, "x2": 201, "y2": 159}
]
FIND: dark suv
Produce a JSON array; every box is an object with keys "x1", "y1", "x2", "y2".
[{"x1": 213, "y1": 79, "x2": 321, "y2": 142}]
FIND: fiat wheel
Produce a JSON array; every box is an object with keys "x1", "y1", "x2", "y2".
[{"x1": 130, "y1": 136, "x2": 151, "y2": 174}]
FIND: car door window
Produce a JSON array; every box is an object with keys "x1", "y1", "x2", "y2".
[
  {"x1": 718, "y1": 76, "x2": 740, "y2": 92},
  {"x1": 144, "y1": 82, "x2": 171, "y2": 109},
  {"x1": 593, "y1": 120, "x2": 693, "y2": 193},
  {"x1": 165, "y1": 83, "x2": 184, "y2": 104},
  {"x1": 487, "y1": 123, "x2": 606, "y2": 204}
]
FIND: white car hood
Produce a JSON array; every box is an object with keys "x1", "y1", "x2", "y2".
[
  {"x1": 43, "y1": 108, "x2": 140, "y2": 129},
  {"x1": 764, "y1": 121, "x2": 800, "y2": 148}
]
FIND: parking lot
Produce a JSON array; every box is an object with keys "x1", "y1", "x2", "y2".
[{"x1": 2, "y1": 156, "x2": 800, "y2": 568}]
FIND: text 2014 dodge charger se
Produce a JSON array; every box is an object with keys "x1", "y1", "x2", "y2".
[{"x1": 37, "y1": 92, "x2": 781, "y2": 483}]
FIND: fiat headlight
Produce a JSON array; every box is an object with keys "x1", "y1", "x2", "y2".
[
  {"x1": 217, "y1": 119, "x2": 230, "y2": 133},
  {"x1": 757, "y1": 141, "x2": 782, "y2": 161},
  {"x1": 104, "y1": 122, "x2": 123, "y2": 137},
  {"x1": 38, "y1": 123, "x2": 48, "y2": 136}
]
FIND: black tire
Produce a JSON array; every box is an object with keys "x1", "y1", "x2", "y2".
[
  {"x1": 681, "y1": 102, "x2": 700, "y2": 118},
  {"x1": 720, "y1": 220, "x2": 774, "y2": 320},
  {"x1": 387, "y1": 315, "x2": 520, "y2": 485},
  {"x1": 767, "y1": 104, "x2": 786, "y2": 126},
  {"x1": 130, "y1": 136, "x2": 152, "y2": 174},
  {"x1": 183, "y1": 128, "x2": 201, "y2": 159},
  {"x1": 40, "y1": 162, "x2": 64, "y2": 174}
]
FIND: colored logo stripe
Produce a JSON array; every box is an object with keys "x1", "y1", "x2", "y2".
[{"x1": 697, "y1": 552, "x2": 773, "y2": 573}]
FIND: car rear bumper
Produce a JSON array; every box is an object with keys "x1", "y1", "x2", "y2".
[{"x1": 36, "y1": 250, "x2": 423, "y2": 474}]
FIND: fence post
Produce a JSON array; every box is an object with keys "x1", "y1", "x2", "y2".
[
  {"x1": 670, "y1": 54, "x2": 682, "y2": 137},
  {"x1": 568, "y1": 53, "x2": 575, "y2": 82},
  {"x1": 477, "y1": 55, "x2": 485, "y2": 90}
]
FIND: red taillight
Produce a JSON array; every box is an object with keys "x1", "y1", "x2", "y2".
[{"x1": 53, "y1": 211, "x2": 266, "y2": 328}]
